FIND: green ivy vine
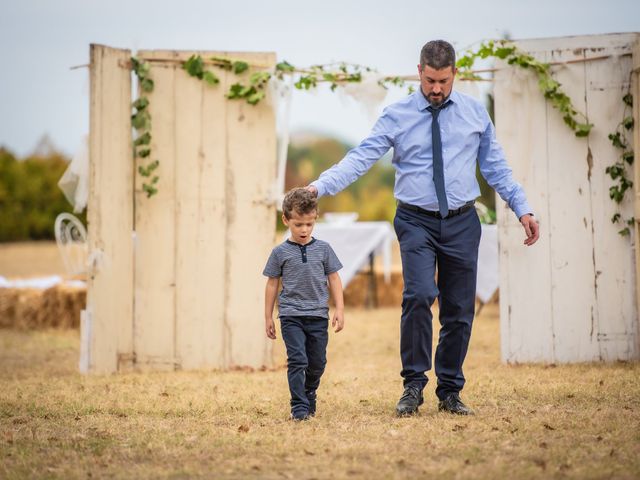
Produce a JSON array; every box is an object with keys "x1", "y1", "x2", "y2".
[
  {"x1": 131, "y1": 57, "x2": 159, "y2": 197},
  {"x1": 456, "y1": 40, "x2": 593, "y2": 137},
  {"x1": 182, "y1": 54, "x2": 416, "y2": 105},
  {"x1": 606, "y1": 92, "x2": 634, "y2": 236}
]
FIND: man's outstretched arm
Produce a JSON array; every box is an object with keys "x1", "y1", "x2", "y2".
[{"x1": 308, "y1": 110, "x2": 396, "y2": 198}]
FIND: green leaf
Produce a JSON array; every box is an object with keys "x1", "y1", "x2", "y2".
[
  {"x1": 612, "y1": 213, "x2": 621, "y2": 223},
  {"x1": 294, "y1": 75, "x2": 317, "y2": 90},
  {"x1": 143, "y1": 183, "x2": 158, "y2": 197},
  {"x1": 574, "y1": 123, "x2": 592, "y2": 137},
  {"x1": 609, "y1": 185, "x2": 624, "y2": 203},
  {"x1": 249, "y1": 71, "x2": 271, "y2": 87},
  {"x1": 618, "y1": 227, "x2": 630, "y2": 236},
  {"x1": 623, "y1": 116, "x2": 634, "y2": 130},
  {"x1": 131, "y1": 110, "x2": 151, "y2": 130},
  {"x1": 203, "y1": 71, "x2": 220, "y2": 86},
  {"x1": 606, "y1": 165, "x2": 622, "y2": 180},
  {"x1": 233, "y1": 61, "x2": 249, "y2": 75},
  {"x1": 137, "y1": 148, "x2": 151, "y2": 158},
  {"x1": 623, "y1": 93, "x2": 633, "y2": 107},
  {"x1": 622, "y1": 151, "x2": 634, "y2": 165},
  {"x1": 211, "y1": 56, "x2": 233, "y2": 70},
  {"x1": 608, "y1": 132, "x2": 626, "y2": 149},
  {"x1": 227, "y1": 83, "x2": 245, "y2": 99},
  {"x1": 456, "y1": 56, "x2": 475, "y2": 69},
  {"x1": 140, "y1": 78, "x2": 154, "y2": 93},
  {"x1": 494, "y1": 46, "x2": 515, "y2": 59},
  {"x1": 183, "y1": 55, "x2": 204, "y2": 78},
  {"x1": 133, "y1": 132, "x2": 151, "y2": 146},
  {"x1": 132, "y1": 97, "x2": 149, "y2": 111},
  {"x1": 275, "y1": 61, "x2": 295, "y2": 72},
  {"x1": 246, "y1": 91, "x2": 266, "y2": 105}
]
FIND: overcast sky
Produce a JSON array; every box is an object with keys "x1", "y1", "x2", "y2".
[{"x1": 1, "y1": 0, "x2": 638, "y2": 157}]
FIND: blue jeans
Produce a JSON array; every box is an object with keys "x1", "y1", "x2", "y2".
[
  {"x1": 394, "y1": 206, "x2": 481, "y2": 400},
  {"x1": 280, "y1": 316, "x2": 328, "y2": 417}
]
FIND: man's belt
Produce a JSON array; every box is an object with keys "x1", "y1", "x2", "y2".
[{"x1": 397, "y1": 200, "x2": 475, "y2": 219}]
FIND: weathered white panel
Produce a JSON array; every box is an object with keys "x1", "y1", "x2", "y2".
[
  {"x1": 545, "y1": 48, "x2": 598, "y2": 362},
  {"x1": 133, "y1": 57, "x2": 177, "y2": 370},
  {"x1": 496, "y1": 33, "x2": 640, "y2": 363},
  {"x1": 495, "y1": 60, "x2": 554, "y2": 363},
  {"x1": 585, "y1": 47, "x2": 637, "y2": 361},
  {"x1": 133, "y1": 50, "x2": 276, "y2": 370},
  {"x1": 137, "y1": 50, "x2": 230, "y2": 370},
  {"x1": 87, "y1": 44, "x2": 134, "y2": 374},
  {"x1": 224, "y1": 52, "x2": 277, "y2": 368}
]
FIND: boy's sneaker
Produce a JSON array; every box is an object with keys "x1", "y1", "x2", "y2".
[
  {"x1": 290, "y1": 411, "x2": 310, "y2": 421},
  {"x1": 307, "y1": 394, "x2": 317, "y2": 417}
]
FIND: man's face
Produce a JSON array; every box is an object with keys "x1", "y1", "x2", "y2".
[
  {"x1": 282, "y1": 210, "x2": 317, "y2": 245},
  {"x1": 418, "y1": 64, "x2": 457, "y2": 107}
]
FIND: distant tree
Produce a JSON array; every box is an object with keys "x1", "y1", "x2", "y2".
[
  {"x1": 286, "y1": 137, "x2": 396, "y2": 223},
  {"x1": 0, "y1": 147, "x2": 79, "y2": 242}
]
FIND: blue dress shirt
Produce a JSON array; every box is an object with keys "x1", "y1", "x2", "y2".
[{"x1": 310, "y1": 89, "x2": 532, "y2": 219}]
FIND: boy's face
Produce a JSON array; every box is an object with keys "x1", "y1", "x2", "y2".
[{"x1": 283, "y1": 209, "x2": 317, "y2": 245}]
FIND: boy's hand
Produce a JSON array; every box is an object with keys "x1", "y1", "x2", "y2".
[
  {"x1": 265, "y1": 317, "x2": 276, "y2": 339},
  {"x1": 332, "y1": 310, "x2": 344, "y2": 333}
]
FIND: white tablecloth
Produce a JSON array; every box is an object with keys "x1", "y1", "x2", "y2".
[{"x1": 285, "y1": 221, "x2": 394, "y2": 288}]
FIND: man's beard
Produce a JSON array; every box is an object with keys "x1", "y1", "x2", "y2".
[{"x1": 427, "y1": 92, "x2": 448, "y2": 107}]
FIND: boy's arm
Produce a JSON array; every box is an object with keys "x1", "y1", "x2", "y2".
[
  {"x1": 264, "y1": 277, "x2": 279, "y2": 339},
  {"x1": 327, "y1": 272, "x2": 344, "y2": 332}
]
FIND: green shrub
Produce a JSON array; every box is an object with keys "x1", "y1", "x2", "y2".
[{"x1": 0, "y1": 148, "x2": 80, "y2": 242}]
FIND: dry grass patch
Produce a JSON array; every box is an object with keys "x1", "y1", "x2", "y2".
[{"x1": 1, "y1": 304, "x2": 639, "y2": 479}]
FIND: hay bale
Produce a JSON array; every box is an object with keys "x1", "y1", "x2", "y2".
[
  {"x1": 342, "y1": 271, "x2": 404, "y2": 308},
  {"x1": 0, "y1": 285, "x2": 85, "y2": 330}
]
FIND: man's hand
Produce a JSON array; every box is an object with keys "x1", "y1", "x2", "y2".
[
  {"x1": 332, "y1": 309, "x2": 344, "y2": 333},
  {"x1": 520, "y1": 214, "x2": 539, "y2": 246},
  {"x1": 305, "y1": 185, "x2": 318, "y2": 197},
  {"x1": 265, "y1": 317, "x2": 276, "y2": 339}
]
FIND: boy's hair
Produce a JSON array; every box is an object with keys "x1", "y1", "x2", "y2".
[{"x1": 282, "y1": 187, "x2": 318, "y2": 219}]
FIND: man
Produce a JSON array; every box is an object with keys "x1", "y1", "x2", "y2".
[{"x1": 307, "y1": 40, "x2": 539, "y2": 416}]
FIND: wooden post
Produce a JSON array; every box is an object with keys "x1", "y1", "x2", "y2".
[{"x1": 86, "y1": 44, "x2": 134, "y2": 373}]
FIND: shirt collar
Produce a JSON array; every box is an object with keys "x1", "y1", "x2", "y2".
[
  {"x1": 286, "y1": 237, "x2": 316, "y2": 247},
  {"x1": 414, "y1": 88, "x2": 458, "y2": 111}
]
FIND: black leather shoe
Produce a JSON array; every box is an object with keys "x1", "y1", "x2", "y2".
[
  {"x1": 396, "y1": 386, "x2": 424, "y2": 416},
  {"x1": 438, "y1": 393, "x2": 475, "y2": 415}
]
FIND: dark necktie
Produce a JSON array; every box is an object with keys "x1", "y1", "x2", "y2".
[{"x1": 428, "y1": 102, "x2": 450, "y2": 218}]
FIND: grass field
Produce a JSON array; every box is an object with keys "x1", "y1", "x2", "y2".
[{"x1": 1, "y1": 304, "x2": 639, "y2": 479}]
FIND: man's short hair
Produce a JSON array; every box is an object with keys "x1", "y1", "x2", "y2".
[
  {"x1": 282, "y1": 187, "x2": 318, "y2": 219},
  {"x1": 420, "y1": 40, "x2": 456, "y2": 70}
]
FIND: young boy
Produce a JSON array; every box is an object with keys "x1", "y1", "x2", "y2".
[{"x1": 263, "y1": 187, "x2": 344, "y2": 421}]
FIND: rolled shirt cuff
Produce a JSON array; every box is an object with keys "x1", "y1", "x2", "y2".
[
  {"x1": 513, "y1": 202, "x2": 534, "y2": 220},
  {"x1": 309, "y1": 180, "x2": 325, "y2": 198}
]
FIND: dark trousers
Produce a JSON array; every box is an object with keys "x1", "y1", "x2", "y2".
[
  {"x1": 393, "y1": 206, "x2": 481, "y2": 400},
  {"x1": 280, "y1": 316, "x2": 328, "y2": 416}
]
